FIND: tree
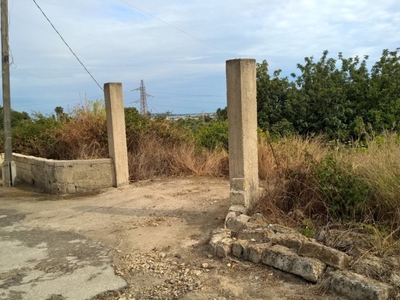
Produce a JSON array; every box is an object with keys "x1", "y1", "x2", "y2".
[
  {"x1": 0, "y1": 106, "x2": 31, "y2": 128},
  {"x1": 54, "y1": 106, "x2": 66, "y2": 122},
  {"x1": 256, "y1": 60, "x2": 297, "y2": 137},
  {"x1": 215, "y1": 107, "x2": 227, "y2": 121}
]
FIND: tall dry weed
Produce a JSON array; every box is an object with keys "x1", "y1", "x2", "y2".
[
  {"x1": 52, "y1": 101, "x2": 108, "y2": 160},
  {"x1": 259, "y1": 136, "x2": 329, "y2": 179},
  {"x1": 257, "y1": 136, "x2": 331, "y2": 224},
  {"x1": 257, "y1": 133, "x2": 400, "y2": 239},
  {"x1": 340, "y1": 133, "x2": 400, "y2": 229},
  {"x1": 128, "y1": 132, "x2": 228, "y2": 181}
]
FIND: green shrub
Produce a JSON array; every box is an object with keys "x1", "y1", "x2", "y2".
[
  {"x1": 195, "y1": 121, "x2": 228, "y2": 150},
  {"x1": 310, "y1": 154, "x2": 370, "y2": 220},
  {"x1": 12, "y1": 113, "x2": 60, "y2": 158}
]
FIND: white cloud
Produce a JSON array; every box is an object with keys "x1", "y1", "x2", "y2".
[{"x1": 3, "y1": 0, "x2": 400, "y2": 114}]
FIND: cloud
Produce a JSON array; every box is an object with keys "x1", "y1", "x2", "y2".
[{"x1": 3, "y1": 0, "x2": 400, "y2": 114}]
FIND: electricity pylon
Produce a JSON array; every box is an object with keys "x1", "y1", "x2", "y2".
[{"x1": 132, "y1": 80, "x2": 152, "y2": 115}]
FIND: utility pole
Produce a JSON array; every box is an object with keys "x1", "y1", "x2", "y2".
[
  {"x1": 132, "y1": 80, "x2": 152, "y2": 115},
  {"x1": 1, "y1": 0, "x2": 16, "y2": 186}
]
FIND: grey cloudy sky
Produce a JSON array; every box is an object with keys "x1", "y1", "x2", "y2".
[{"x1": 4, "y1": 0, "x2": 400, "y2": 115}]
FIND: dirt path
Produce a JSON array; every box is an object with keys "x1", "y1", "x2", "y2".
[{"x1": 0, "y1": 178, "x2": 340, "y2": 299}]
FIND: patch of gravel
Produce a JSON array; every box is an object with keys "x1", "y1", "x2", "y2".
[{"x1": 95, "y1": 248, "x2": 211, "y2": 300}]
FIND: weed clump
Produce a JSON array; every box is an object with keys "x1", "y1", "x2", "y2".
[{"x1": 256, "y1": 133, "x2": 400, "y2": 243}]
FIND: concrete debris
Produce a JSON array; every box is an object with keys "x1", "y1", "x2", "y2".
[
  {"x1": 323, "y1": 270, "x2": 394, "y2": 300},
  {"x1": 211, "y1": 211, "x2": 400, "y2": 300},
  {"x1": 262, "y1": 245, "x2": 326, "y2": 283}
]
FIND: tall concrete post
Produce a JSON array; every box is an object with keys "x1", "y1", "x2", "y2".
[
  {"x1": 104, "y1": 83, "x2": 129, "y2": 187},
  {"x1": 226, "y1": 59, "x2": 259, "y2": 210},
  {"x1": 2, "y1": 0, "x2": 16, "y2": 187}
]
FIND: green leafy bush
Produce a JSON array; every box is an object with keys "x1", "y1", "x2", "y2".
[
  {"x1": 310, "y1": 154, "x2": 369, "y2": 220},
  {"x1": 12, "y1": 113, "x2": 60, "y2": 158},
  {"x1": 195, "y1": 121, "x2": 228, "y2": 150}
]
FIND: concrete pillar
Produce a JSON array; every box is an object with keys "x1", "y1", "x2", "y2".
[
  {"x1": 226, "y1": 59, "x2": 259, "y2": 210},
  {"x1": 104, "y1": 83, "x2": 129, "y2": 187}
]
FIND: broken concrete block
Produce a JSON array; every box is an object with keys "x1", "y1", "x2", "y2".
[
  {"x1": 262, "y1": 245, "x2": 326, "y2": 283},
  {"x1": 298, "y1": 240, "x2": 351, "y2": 269},
  {"x1": 323, "y1": 270, "x2": 394, "y2": 300},
  {"x1": 268, "y1": 224, "x2": 301, "y2": 235},
  {"x1": 224, "y1": 211, "x2": 237, "y2": 229},
  {"x1": 242, "y1": 244, "x2": 250, "y2": 261},
  {"x1": 231, "y1": 240, "x2": 248, "y2": 259},
  {"x1": 209, "y1": 229, "x2": 231, "y2": 256},
  {"x1": 269, "y1": 233, "x2": 304, "y2": 251},
  {"x1": 230, "y1": 190, "x2": 247, "y2": 206},
  {"x1": 247, "y1": 243, "x2": 269, "y2": 264},
  {"x1": 237, "y1": 228, "x2": 273, "y2": 242},
  {"x1": 228, "y1": 205, "x2": 247, "y2": 215},
  {"x1": 216, "y1": 238, "x2": 233, "y2": 258},
  {"x1": 225, "y1": 214, "x2": 250, "y2": 233}
]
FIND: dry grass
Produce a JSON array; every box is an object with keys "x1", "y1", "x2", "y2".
[
  {"x1": 256, "y1": 133, "x2": 400, "y2": 254},
  {"x1": 257, "y1": 136, "x2": 331, "y2": 225},
  {"x1": 341, "y1": 134, "x2": 400, "y2": 230},
  {"x1": 51, "y1": 101, "x2": 108, "y2": 160},
  {"x1": 128, "y1": 133, "x2": 228, "y2": 181},
  {"x1": 258, "y1": 136, "x2": 329, "y2": 181}
]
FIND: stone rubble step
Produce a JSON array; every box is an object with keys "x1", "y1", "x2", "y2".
[
  {"x1": 210, "y1": 218, "x2": 399, "y2": 299},
  {"x1": 298, "y1": 240, "x2": 351, "y2": 269},
  {"x1": 261, "y1": 244, "x2": 326, "y2": 283},
  {"x1": 323, "y1": 270, "x2": 394, "y2": 300}
]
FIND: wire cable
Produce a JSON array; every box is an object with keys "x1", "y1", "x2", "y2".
[
  {"x1": 32, "y1": 0, "x2": 104, "y2": 91},
  {"x1": 117, "y1": 0, "x2": 234, "y2": 57}
]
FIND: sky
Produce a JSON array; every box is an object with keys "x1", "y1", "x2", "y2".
[{"x1": 3, "y1": 0, "x2": 400, "y2": 115}]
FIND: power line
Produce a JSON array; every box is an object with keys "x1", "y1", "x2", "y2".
[
  {"x1": 117, "y1": 0, "x2": 234, "y2": 56},
  {"x1": 32, "y1": 0, "x2": 103, "y2": 92}
]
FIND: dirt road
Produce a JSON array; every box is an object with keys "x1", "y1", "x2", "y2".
[{"x1": 0, "y1": 178, "x2": 339, "y2": 299}]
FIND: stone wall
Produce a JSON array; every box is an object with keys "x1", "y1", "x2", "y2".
[{"x1": 1, "y1": 153, "x2": 115, "y2": 194}]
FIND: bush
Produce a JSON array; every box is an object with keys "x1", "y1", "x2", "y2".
[
  {"x1": 12, "y1": 113, "x2": 60, "y2": 158},
  {"x1": 256, "y1": 134, "x2": 400, "y2": 232},
  {"x1": 195, "y1": 121, "x2": 228, "y2": 150},
  {"x1": 308, "y1": 154, "x2": 369, "y2": 220}
]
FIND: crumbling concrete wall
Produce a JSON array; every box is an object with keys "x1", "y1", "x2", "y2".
[{"x1": 3, "y1": 153, "x2": 114, "y2": 194}]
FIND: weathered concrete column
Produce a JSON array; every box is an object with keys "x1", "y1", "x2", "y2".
[
  {"x1": 226, "y1": 59, "x2": 259, "y2": 210},
  {"x1": 104, "y1": 83, "x2": 129, "y2": 187}
]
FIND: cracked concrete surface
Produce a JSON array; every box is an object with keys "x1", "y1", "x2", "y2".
[{"x1": 0, "y1": 208, "x2": 127, "y2": 300}]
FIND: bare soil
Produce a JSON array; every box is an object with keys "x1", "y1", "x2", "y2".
[{"x1": 0, "y1": 178, "x2": 340, "y2": 300}]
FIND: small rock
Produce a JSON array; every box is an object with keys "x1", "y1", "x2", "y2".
[
  {"x1": 201, "y1": 263, "x2": 209, "y2": 269},
  {"x1": 227, "y1": 263, "x2": 232, "y2": 268},
  {"x1": 159, "y1": 252, "x2": 166, "y2": 258}
]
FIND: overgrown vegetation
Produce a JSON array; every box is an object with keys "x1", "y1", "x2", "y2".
[
  {"x1": 255, "y1": 48, "x2": 400, "y2": 141},
  {"x1": 1, "y1": 48, "x2": 400, "y2": 245}
]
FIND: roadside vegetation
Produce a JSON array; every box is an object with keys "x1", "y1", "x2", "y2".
[{"x1": 1, "y1": 48, "x2": 400, "y2": 251}]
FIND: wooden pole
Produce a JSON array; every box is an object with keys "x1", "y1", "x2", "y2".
[{"x1": 2, "y1": 0, "x2": 16, "y2": 186}]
